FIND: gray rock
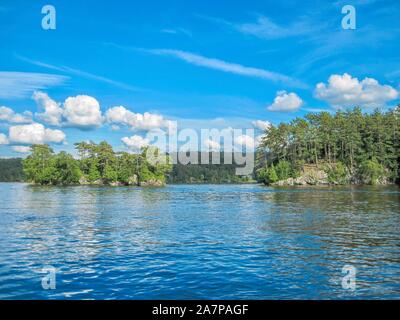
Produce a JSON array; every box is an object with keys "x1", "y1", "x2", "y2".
[{"x1": 140, "y1": 179, "x2": 165, "y2": 187}]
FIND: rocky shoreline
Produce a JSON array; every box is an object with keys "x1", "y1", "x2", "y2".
[
  {"x1": 270, "y1": 166, "x2": 393, "y2": 186},
  {"x1": 75, "y1": 175, "x2": 165, "y2": 187}
]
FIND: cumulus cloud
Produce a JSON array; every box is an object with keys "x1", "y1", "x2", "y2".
[
  {"x1": 32, "y1": 91, "x2": 63, "y2": 126},
  {"x1": 32, "y1": 91, "x2": 103, "y2": 129},
  {"x1": 121, "y1": 135, "x2": 150, "y2": 151},
  {"x1": 204, "y1": 138, "x2": 221, "y2": 151},
  {"x1": 234, "y1": 134, "x2": 264, "y2": 150},
  {"x1": 63, "y1": 95, "x2": 103, "y2": 128},
  {"x1": 255, "y1": 135, "x2": 264, "y2": 147},
  {"x1": 0, "y1": 106, "x2": 32, "y2": 124},
  {"x1": 267, "y1": 91, "x2": 303, "y2": 112},
  {"x1": 252, "y1": 120, "x2": 271, "y2": 131},
  {"x1": 0, "y1": 133, "x2": 8, "y2": 145},
  {"x1": 11, "y1": 146, "x2": 31, "y2": 153},
  {"x1": 314, "y1": 73, "x2": 398, "y2": 108},
  {"x1": 31, "y1": 92, "x2": 174, "y2": 132},
  {"x1": 9, "y1": 123, "x2": 66, "y2": 145},
  {"x1": 234, "y1": 134, "x2": 255, "y2": 149},
  {"x1": 106, "y1": 106, "x2": 172, "y2": 131}
]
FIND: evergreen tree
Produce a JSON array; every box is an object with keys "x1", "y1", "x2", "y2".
[{"x1": 257, "y1": 107, "x2": 400, "y2": 185}]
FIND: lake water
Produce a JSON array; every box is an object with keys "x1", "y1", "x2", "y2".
[{"x1": 0, "y1": 182, "x2": 399, "y2": 299}]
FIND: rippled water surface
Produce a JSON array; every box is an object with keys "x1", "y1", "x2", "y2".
[{"x1": 0, "y1": 183, "x2": 399, "y2": 299}]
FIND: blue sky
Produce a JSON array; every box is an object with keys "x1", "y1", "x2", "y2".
[{"x1": 1, "y1": 0, "x2": 400, "y2": 157}]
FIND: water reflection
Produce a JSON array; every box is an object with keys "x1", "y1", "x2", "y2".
[{"x1": 0, "y1": 183, "x2": 398, "y2": 299}]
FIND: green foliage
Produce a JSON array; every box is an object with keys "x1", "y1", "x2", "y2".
[
  {"x1": 359, "y1": 158, "x2": 386, "y2": 185},
  {"x1": 168, "y1": 152, "x2": 253, "y2": 184},
  {"x1": 139, "y1": 163, "x2": 154, "y2": 182},
  {"x1": 22, "y1": 142, "x2": 171, "y2": 186},
  {"x1": 267, "y1": 165, "x2": 279, "y2": 183},
  {"x1": 325, "y1": 162, "x2": 349, "y2": 185},
  {"x1": 0, "y1": 158, "x2": 25, "y2": 181},
  {"x1": 259, "y1": 164, "x2": 279, "y2": 184},
  {"x1": 275, "y1": 160, "x2": 292, "y2": 181},
  {"x1": 116, "y1": 152, "x2": 139, "y2": 183},
  {"x1": 141, "y1": 147, "x2": 173, "y2": 183},
  {"x1": 23, "y1": 145, "x2": 55, "y2": 184},
  {"x1": 104, "y1": 164, "x2": 118, "y2": 182},
  {"x1": 256, "y1": 161, "x2": 299, "y2": 185},
  {"x1": 257, "y1": 106, "x2": 400, "y2": 184},
  {"x1": 52, "y1": 151, "x2": 81, "y2": 185},
  {"x1": 88, "y1": 160, "x2": 101, "y2": 182},
  {"x1": 23, "y1": 146, "x2": 81, "y2": 185}
]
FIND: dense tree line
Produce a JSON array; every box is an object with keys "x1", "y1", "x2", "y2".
[
  {"x1": 169, "y1": 163, "x2": 253, "y2": 184},
  {"x1": 22, "y1": 142, "x2": 172, "y2": 186},
  {"x1": 168, "y1": 152, "x2": 254, "y2": 184},
  {"x1": 0, "y1": 158, "x2": 25, "y2": 182},
  {"x1": 3, "y1": 107, "x2": 399, "y2": 187},
  {"x1": 2, "y1": 150, "x2": 253, "y2": 185},
  {"x1": 256, "y1": 107, "x2": 400, "y2": 185}
]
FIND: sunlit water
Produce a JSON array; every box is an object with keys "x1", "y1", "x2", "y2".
[{"x1": 0, "y1": 183, "x2": 399, "y2": 299}]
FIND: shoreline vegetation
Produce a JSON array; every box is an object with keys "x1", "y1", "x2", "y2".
[
  {"x1": 255, "y1": 107, "x2": 400, "y2": 186},
  {"x1": 0, "y1": 108, "x2": 399, "y2": 187},
  {"x1": 22, "y1": 142, "x2": 172, "y2": 187}
]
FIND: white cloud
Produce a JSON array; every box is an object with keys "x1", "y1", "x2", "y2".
[
  {"x1": 302, "y1": 107, "x2": 333, "y2": 113},
  {"x1": 32, "y1": 91, "x2": 63, "y2": 126},
  {"x1": 314, "y1": 73, "x2": 398, "y2": 108},
  {"x1": 0, "y1": 71, "x2": 68, "y2": 99},
  {"x1": 234, "y1": 134, "x2": 263, "y2": 150},
  {"x1": 255, "y1": 135, "x2": 264, "y2": 147},
  {"x1": 0, "y1": 133, "x2": 8, "y2": 145},
  {"x1": 32, "y1": 91, "x2": 103, "y2": 129},
  {"x1": 267, "y1": 91, "x2": 303, "y2": 112},
  {"x1": 106, "y1": 106, "x2": 172, "y2": 131},
  {"x1": 121, "y1": 135, "x2": 150, "y2": 151},
  {"x1": 235, "y1": 16, "x2": 313, "y2": 40},
  {"x1": 63, "y1": 95, "x2": 103, "y2": 128},
  {"x1": 0, "y1": 106, "x2": 33, "y2": 124},
  {"x1": 146, "y1": 49, "x2": 307, "y2": 88},
  {"x1": 9, "y1": 123, "x2": 66, "y2": 145},
  {"x1": 11, "y1": 146, "x2": 31, "y2": 153},
  {"x1": 105, "y1": 106, "x2": 134, "y2": 125},
  {"x1": 31, "y1": 92, "x2": 174, "y2": 132},
  {"x1": 252, "y1": 120, "x2": 271, "y2": 131},
  {"x1": 204, "y1": 139, "x2": 221, "y2": 151},
  {"x1": 17, "y1": 55, "x2": 141, "y2": 92},
  {"x1": 235, "y1": 134, "x2": 255, "y2": 149},
  {"x1": 161, "y1": 28, "x2": 192, "y2": 37}
]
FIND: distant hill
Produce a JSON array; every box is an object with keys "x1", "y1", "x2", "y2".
[
  {"x1": 0, "y1": 158, "x2": 25, "y2": 182},
  {"x1": 167, "y1": 152, "x2": 255, "y2": 184}
]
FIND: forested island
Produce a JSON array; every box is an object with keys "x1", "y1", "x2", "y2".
[
  {"x1": 255, "y1": 107, "x2": 400, "y2": 186},
  {"x1": 22, "y1": 142, "x2": 172, "y2": 186},
  {"x1": 0, "y1": 155, "x2": 252, "y2": 185},
  {"x1": 0, "y1": 107, "x2": 399, "y2": 186}
]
